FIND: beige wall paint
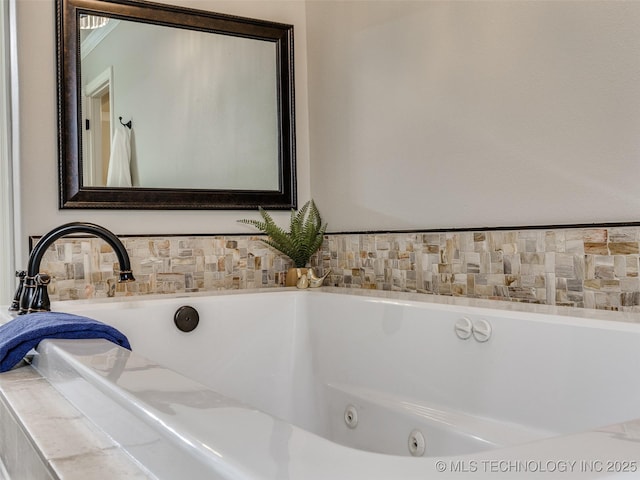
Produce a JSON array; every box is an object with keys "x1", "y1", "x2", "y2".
[
  {"x1": 306, "y1": 1, "x2": 640, "y2": 231},
  {"x1": 14, "y1": 0, "x2": 311, "y2": 266},
  {"x1": 14, "y1": 0, "x2": 640, "y2": 267}
]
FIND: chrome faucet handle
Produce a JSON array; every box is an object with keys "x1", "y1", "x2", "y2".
[
  {"x1": 28, "y1": 274, "x2": 51, "y2": 313},
  {"x1": 9, "y1": 270, "x2": 26, "y2": 312}
]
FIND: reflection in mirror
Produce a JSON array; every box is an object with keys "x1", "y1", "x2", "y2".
[
  {"x1": 57, "y1": 0, "x2": 296, "y2": 209},
  {"x1": 80, "y1": 17, "x2": 279, "y2": 190}
]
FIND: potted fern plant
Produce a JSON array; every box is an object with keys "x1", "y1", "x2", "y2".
[{"x1": 238, "y1": 200, "x2": 327, "y2": 286}]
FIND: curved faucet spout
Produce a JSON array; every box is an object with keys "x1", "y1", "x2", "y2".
[{"x1": 17, "y1": 222, "x2": 135, "y2": 313}]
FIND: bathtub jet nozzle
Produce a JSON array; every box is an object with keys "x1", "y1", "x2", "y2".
[{"x1": 408, "y1": 430, "x2": 426, "y2": 457}]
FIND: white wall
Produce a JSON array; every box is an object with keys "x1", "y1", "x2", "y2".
[
  {"x1": 14, "y1": 0, "x2": 311, "y2": 265},
  {"x1": 306, "y1": 1, "x2": 640, "y2": 231}
]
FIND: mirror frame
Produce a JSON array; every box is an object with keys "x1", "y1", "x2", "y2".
[{"x1": 57, "y1": 0, "x2": 296, "y2": 209}]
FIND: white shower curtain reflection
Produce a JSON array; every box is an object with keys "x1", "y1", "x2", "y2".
[{"x1": 106, "y1": 123, "x2": 132, "y2": 187}]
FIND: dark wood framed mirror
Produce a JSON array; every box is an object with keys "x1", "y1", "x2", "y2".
[{"x1": 57, "y1": 0, "x2": 296, "y2": 209}]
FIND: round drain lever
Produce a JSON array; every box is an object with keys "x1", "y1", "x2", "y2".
[{"x1": 174, "y1": 305, "x2": 200, "y2": 332}]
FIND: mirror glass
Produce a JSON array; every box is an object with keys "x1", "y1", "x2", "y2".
[
  {"x1": 81, "y1": 17, "x2": 279, "y2": 190},
  {"x1": 57, "y1": 0, "x2": 296, "y2": 209}
]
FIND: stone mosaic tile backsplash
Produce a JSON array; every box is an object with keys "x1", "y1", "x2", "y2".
[{"x1": 34, "y1": 226, "x2": 640, "y2": 311}]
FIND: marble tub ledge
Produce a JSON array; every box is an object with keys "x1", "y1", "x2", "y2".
[{"x1": 0, "y1": 359, "x2": 151, "y2": 480}]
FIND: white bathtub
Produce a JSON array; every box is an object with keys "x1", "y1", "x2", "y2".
[{"x1": 11, "y1": 288, "x2": 640, "y2": 478}]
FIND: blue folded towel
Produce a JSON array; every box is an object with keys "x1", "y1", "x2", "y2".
[{"x1": 0, "y1": 312, "x2": 130, "y2": 373}]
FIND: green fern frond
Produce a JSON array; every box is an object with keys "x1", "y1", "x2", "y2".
[{"x1": 238, "y1": 200, "x2": 327, "y2": 268}]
